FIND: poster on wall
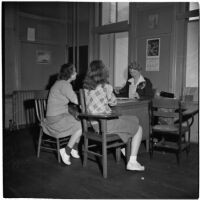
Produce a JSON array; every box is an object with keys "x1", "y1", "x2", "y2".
[
  {"x1": 36, "y1": 50, "x2": 51, "y2": 64},
  {"x1": 146, "y1": 38, "x2": 160, "y2": 71}
]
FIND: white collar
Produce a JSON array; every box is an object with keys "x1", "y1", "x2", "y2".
[{"x1": 128, "y1": 75, "x2": 145, "y2": 86}]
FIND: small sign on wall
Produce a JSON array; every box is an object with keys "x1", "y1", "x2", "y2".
[
  {"x1": 36, "y1": 50, "x2": 51, "y2": 64},
  {"x1": 27, "y1": 27, "x2": 35, "y2": 41},
  {"x1": 148, "y1": 14, "x2": 159, "y2": 29},
  {"x1": 146, "y1": 38, "x2": 160, "y2": 71}
]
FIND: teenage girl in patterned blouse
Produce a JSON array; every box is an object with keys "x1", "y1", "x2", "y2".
[{"x1": 83, "y1": 60, "x2": 145, "y2": 171}]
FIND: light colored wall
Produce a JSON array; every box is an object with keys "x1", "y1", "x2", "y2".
[
  {"x1": 20, "y1": 43, "x2": 65, "y2": 90},
  {"x1": 4, "y1": 4, "x2": 20, "y2": 94},
  {"x1": 130, "y1": 3, "x2": 199, "y2": 143},
  {"x1": 131, "y1": 3, "x2": 175, "y2": 94},
  {"x1": 4, "y1": 2, "x2": 90, "y2": 128},
  {"x1": 4, "y1": 3, "x2": 198, "y2": 143},
  {"x1": 91, "y1": 2, "x2": 199, "y2": 143},
  {"x1": 4, "y1": 3, "x2": 68, "y2": 94}
]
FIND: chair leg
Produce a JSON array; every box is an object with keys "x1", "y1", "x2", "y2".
[
  {"x1": 37, "y1": 128, "x2": 43, "y2": 158},
  {"x1": 56, "y1": 138, "x2": 61, "y2": 163},
  {"x1": 83, "y1": 137, "x2": 88, "y2": 167},
  {"x1": 186, "y1": 147, "x2": 190, "y2": 156},
  {"x1": 102, "y1": 140, "x2": 107, "y2": 179},
  {"x1": 186, "y1": 130, "x2": 191, "y2": 156},
  {"x1": 149, "y1": 138, "x2": 154, "y2": 159},
  {"x1": 126, "y1": 139, "x2": 131, "y2": 164},
  {"x1": 116, "y1": 148, "x2": 121, "y2": 163},
  {"x1": 186, "y1": 142, "x2": 190, "y2": 156},
  {"x1": 176, "y1": 142, "x2": 181, "y2": 165},
  {"x1": 176, "y1": 152, "x2": 180, "y2": 165},
  {"x1": 146, "y1": 139, "x2": 149, "y2": 152}
]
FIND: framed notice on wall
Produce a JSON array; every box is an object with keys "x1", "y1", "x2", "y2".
[
  {"x1": 36, "y1": 50, "x2": 51, "y2": 64},
  {"x1": 146, "y1": 38, "x2": 160, "y2": 71},
  {"x1": 148, "y1": 14, "x2": 159, "y2": 29}
]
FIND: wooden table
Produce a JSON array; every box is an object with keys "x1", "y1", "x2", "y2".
[
  {"x1": 182, "y1": 102, "x2": 199, "y2": 115},
  {"x1": 181, "y1": 102, "x2": 199, "y2": 128},
  {"x1": 112, "y1": 98, "x2": 150, "y2": 152},
  {"x1": 111, "y1": 99, "x2": 198, "y2": 152}
]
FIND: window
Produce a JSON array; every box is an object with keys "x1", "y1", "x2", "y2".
[
  {"x1": 100, "y1": 32, "x2": 128, "y2": 87},
  {"x1": 185, "y1": 20, "x2": 198, "y2": 87},
  {"x1": 99, "y1": 3, "x2": 129, "y2": 86},
  {"x1": 101, "y1": 2, "x2": 129, "y2": 25},
  {"x1": 189, "y1": 2, "x2": 199, "y2": 21},
  {"x1": 184, "y1": 2, "x2": 199, "y2": 100},
  {"x1": 114, "y1": 32, "x2": 128, "y2": 87}
]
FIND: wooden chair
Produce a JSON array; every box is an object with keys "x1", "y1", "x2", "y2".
[
  {"x1": 78, "y1": 89, "x2": 131, "y2": 178},
  {"x1": 149, "y1": 97, "x2": 192, "y2": 164},
  {"x1": 34, "y1": 90, "x2": 69, "y2": 163}
]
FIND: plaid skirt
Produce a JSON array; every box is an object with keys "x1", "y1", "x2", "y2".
[{"x1": 93, "y1": 115, "x2": 139, "y2": 143}]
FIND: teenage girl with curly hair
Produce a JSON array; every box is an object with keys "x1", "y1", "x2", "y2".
[{"x1": 83, "y1": 60, "x2": 145, "y2": 171}]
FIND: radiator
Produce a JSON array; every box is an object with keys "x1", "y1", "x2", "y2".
[{"x1": 12, "y1": 90, "x2": 37, "y2": 129}]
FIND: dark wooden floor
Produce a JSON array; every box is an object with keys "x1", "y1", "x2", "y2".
[{"x1": 3, "y1": 127, "x2": 199, "y2": 199}]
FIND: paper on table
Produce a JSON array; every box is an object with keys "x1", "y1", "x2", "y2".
[
  {"x1": 117, "y1": 97, "x2": 136, "y2": 103},
  {"x1": 116, "y1": 97, "x2": 130, "y2": 100}
]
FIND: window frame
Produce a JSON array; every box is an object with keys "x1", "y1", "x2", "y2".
[
  {"x1": 93, "y1": 2, "x2": 130, "y2": 86},
  {"x1": 100, "y1": 2, "x2": 129, "y2": 26},
  {"x1": 182, "y1": 3, "x2": 199, "y2": 100}
]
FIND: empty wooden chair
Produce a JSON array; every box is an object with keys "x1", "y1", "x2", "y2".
[
  {"x1": 149, "y1": 97, "x2": 192, "y2": 164},
  {"x1": 78, "y1": 89, "x2": 131, "y2": 178},
  {"x1": 34, "y1": 90, "x2": 69, "y2": 163}
]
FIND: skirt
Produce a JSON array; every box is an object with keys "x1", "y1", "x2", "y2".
[
  {"x1": 92, "y1": 115, "x2": 139, "y2": 143},
  {"x1": 44, "y1": 113, "x2": 82, "y2": 138}
]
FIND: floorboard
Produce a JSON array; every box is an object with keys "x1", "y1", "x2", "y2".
[{"x1": 3, "y1": 127, "x2": 199, "y2": 198}]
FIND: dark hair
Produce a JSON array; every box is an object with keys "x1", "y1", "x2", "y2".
[
  {"x1": 83, "y1": 60, "x2": 109, "y2": 90},
  {"x1": 58, "y1": 63, "x2": 74, "y2": 80}
]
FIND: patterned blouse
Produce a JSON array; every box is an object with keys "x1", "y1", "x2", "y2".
[{"x1": 84, "y1": 84, "x2": 117, "y2": 114}]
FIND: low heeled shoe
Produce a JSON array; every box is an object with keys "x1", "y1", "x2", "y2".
[
  {"x1": 127, "y1": 161, "x2": 145, "y2": 171},
  {"x1": 59, "y1": 148, "x2": 71, "y2": 165},
  {"x1": 71, "y1": 149, "x2": 80, "y2": 159}
]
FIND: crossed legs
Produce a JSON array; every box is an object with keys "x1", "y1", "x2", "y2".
[{"x1": 60, "y1": 129, "x2": 82, "y2": 165}]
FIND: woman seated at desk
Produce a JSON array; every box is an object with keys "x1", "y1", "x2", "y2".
[
  {"x1": 45, "y1": 63, "x2": 82, "y2": 165},
  {"x1": 83, "y1": 60, "x2": 145, "y2": 171},
  {"x1": 115, "y1": 62, "x2": 154, "y2": 99}
]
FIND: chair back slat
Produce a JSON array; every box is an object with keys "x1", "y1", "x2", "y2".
[
  {"x1": 151, "y1": 98, "x2": 182, "y2": 124},
  {"x1": 152, "y1": 98, "x2": 179, "y2": 109},
  {"x1": 34, "y1": 90, "x2": 49, "y2": 122},
  {"x1": 153, "y1": 110, "x2": 179, "y2": 118}
]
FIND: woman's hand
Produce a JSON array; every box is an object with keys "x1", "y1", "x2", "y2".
[
  {"x1": 134, "y1": 92, "x2": 140, "y2": 99},
  {"x1": 114, "y1": 88, "x2": 120, "y2": 94},
  {"x1": 106, "y1": 84, "x2": 113, "y2": 94},
  {"x1": 130, "y1": 92, "x2": 140, "y2": 99}
]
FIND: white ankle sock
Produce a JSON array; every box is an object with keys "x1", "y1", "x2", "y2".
[{"x1": 129, "y1": 155, "x2": 137, "y2": 163}]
